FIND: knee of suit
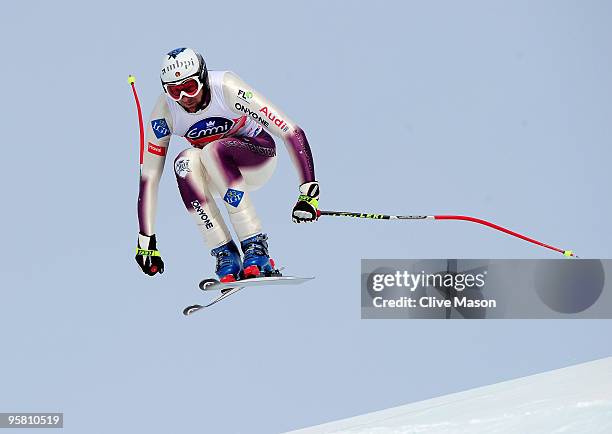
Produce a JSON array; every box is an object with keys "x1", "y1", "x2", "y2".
[{"x1": 174, "y1": 148, "x2": 203, "y2": 181}]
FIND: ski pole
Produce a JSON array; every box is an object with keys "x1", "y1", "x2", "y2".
[
  {"x1": 129, "y1": 75, "x2": 159, "y2": 274},
  {"x1": 316, "y1": 210, "x2": 578, "y2": 258},
  {"x1": 128, "y1": 75, "x2": 145, "y2": 176}
]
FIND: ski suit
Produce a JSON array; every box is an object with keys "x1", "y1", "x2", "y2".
[{"x1": 138, "y1": 71, "x2": 315, "y2": 248}]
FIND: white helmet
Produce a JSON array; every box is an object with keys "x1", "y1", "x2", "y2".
[{"x1": 160, "y1": 47, "x2": 208, "y2": 85}]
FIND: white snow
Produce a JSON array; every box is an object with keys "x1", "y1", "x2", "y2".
[{"x1": 286, "y1": 357, "x2": 612, "y2": 434}]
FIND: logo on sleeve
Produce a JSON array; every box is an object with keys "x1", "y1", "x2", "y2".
[
  {"x1": 148, "y1": 142, "x2": 167, "y2": 156},
  {"x1": 237, "y1": 89, "x2": 254, "y2": 104},
  {"x1": 223, "y1": 188, "x2": 244, "y2": 207},
  {"x1": 259, "y1": 107, "x2": 289, "y2": 132},
  {"x1": 151, "y1": 118, "x2": 170, "y2": 139},
  {"x1": 234, "y1": 103, "x2": 270, "y2": 127}
]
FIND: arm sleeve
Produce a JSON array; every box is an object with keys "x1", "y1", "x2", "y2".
[
  {"x1": 137, "y1": 93, "x2": 173, "y2": 235},
  {"x1": 222, "y1": 71, "x2": 315, "y2": 184}
]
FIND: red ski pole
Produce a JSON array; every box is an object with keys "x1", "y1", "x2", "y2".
[
  {"x1": 129, "y1": 75, "x2": 159, "y2": 274},
  {"x1": 128, "y1": 75, "x2": 145, "y2": 175},
  {"x1": 317, "y1": 210, "x2": 577, "y2": 258}
]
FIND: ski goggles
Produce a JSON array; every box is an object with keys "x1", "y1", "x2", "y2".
[{"x1": 163, "y1": 76, "x2": 203, "y2": 101}]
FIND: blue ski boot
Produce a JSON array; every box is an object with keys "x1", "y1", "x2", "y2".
[
  {"x1": 240, "y1": 233, "x2": 276, "y2": 278},
  {"x1": 211, "y1": 240, "x2": 243, "y2": 282}
]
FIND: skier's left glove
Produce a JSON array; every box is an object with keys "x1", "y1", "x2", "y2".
[
  {"x1": 292, "y1": 181, "x2": 320, "y2": 223},
  {"x1": 135, "y1": 233, "x2": 165, "y2": 276}
]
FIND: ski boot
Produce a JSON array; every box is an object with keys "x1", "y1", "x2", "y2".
[
  {"x1": 211, "y1": 240, "x2": 243, "y2": 282},
  {"x1": 240, "y1": 233, "x2": 276, "y2": 278}
]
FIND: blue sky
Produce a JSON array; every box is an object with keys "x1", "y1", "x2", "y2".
[{"x1": 1, "y1": 1, "x2": 611, "y2": 433}]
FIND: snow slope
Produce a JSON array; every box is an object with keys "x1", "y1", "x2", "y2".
[{"x1": 286, "y1": 357, "x2": 612, "y2": 434}]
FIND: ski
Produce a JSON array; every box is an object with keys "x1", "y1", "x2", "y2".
[
  {"x1": 183, "y1": 286, "x2": 244, "y2": 316},
  {"x1": 199, "y1": 275, "x2": 314, "y2": 292},
  {"x1": 183, "y1": 275, "x2": 314, "y2": 316}
]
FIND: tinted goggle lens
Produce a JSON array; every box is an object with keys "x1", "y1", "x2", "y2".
[{"x1": 165, "y1": 77, "x2": 201, "y2": 100}]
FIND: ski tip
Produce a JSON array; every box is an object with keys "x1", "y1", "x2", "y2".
[
  {"x1": 183, "y1": 305, "x2": 202, "y2": 316},
  {"x1": 199, "y1": 278, "x2": 220, "y2": 291},
  {"x1": 563, "y1": 250, "x2": 578, "y2": 258}
]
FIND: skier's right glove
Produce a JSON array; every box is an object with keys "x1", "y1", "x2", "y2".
[{"x1": 135, "y1": 233, "x2": 165, "y2": 276}]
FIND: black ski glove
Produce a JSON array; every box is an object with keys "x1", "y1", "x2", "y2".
[
  {"x1": 292, "y1": 181, "x2": 320, "y2": 223},
  {"x1": 135, "y1": 233, "x2": 165, "y2": 276}
]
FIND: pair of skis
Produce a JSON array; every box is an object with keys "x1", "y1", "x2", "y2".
[{"x1": 183, "y1": 275, "x2": 314, "y2": 316}]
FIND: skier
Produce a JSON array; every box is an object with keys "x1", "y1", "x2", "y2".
[{"x1": 135, "y1": 47, "x2": 319, "y2": 282}]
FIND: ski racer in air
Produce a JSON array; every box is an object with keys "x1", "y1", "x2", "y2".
[{"x1": 135, "y1": 47, "x2": 319, "y2": 282}]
